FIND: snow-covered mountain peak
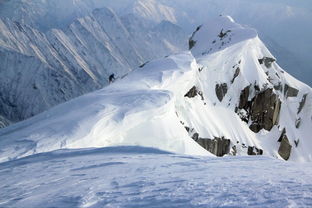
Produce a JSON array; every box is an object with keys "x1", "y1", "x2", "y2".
[
  {"x1": 0, "y1": 8, "x2": 311, "y2": 163},
  {"x1": 189, "y1": 15, "x2": 257, "y2": 57},
  {"x1": 185, "y1": 16, "x2": 312, "y2": 162}
]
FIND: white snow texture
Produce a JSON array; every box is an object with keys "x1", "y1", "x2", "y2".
[
  {"x1": 0, "y1": 1, "x2": 312, "y2": 207},
  {"x1": 0, "y1": 16, "x2": 311, "y2": 163}
]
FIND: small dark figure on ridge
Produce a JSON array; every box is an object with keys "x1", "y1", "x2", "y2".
[{"x1": 109, "y1": 74, "x2": 116, "y2": 84}]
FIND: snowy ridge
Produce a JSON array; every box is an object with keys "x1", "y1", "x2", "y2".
[
  {"x1": 0, "y1": 7, "x2": 187, "y2": 126},
  {"x1": 0, "y1": 52, "x2": 210, "y2": 162},
  {"x1": 0, "y1": 16, "x2": 311, "y2": 162}
]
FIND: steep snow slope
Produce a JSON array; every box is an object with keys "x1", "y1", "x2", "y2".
[
  {"x1": 1, "y1": 146, "x2": 312, "y2": 208},
  {"x1": 0, "y1": 16, "x2": 311, "y2": 163},
  {"x1": 0, "y1": 7, "x2": 187, "y2": 127}
]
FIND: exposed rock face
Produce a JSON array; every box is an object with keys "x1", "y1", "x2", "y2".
[
  {"x1": 294, "y1": 139, "x2": 300, "y2": 147},
  {"x1": 295, "y1": 118, "x2": 301, "y2": 128},
  {"x1": 218, "y1": 29, "x2": 231, "y2": 39},
  {"x1": 238, "y1": 86, "x2": 251, "y2": 110},
  {"x1": 247, "y1": 146, "x2": 263, "y2": 155},
  {"x1": 298, "y1": 94, "x2": 308, "y2": 114},
  {"x1": 249, "y1": 88, "x2": 281, "y2": 133},
  {"x1": 196, "y1": 137, "x2": 231, "y2": 157},
  {"x1": 278, "y1": 135, "x2": 292, "y2": 160},
  {"x1": 284, "y1": 84, "x2": 299, "y2": 98},
  {"x1": 238, "y1": 87, "x2": 281, "y2": 133},
  {"x1": 215, "y1": 83, "x2": 228, "y2": 102},
  {"x1": 192, "y1": 133, "x2": 199, "y2": 141},
  {"x1": 189, "y1": 39, "x2": 196, "y2": 50},
  {"x1": 231, "y1": 67, "x2": 240, "y2": 84},
  {"x1": 186, "y1": 126, "x2": 230, "y2": 157},
  {"x1": 185, "y1": 86, "x2": 198, "y2": 98},
  {"x1": 189, "y1": 25, "x2": 202, "y2": 50},
  {"x1": 258, "y1": 57, "x2": 276, "y2": 68},
  {"x1": 278, "y1": 128, "x2": 287, "y2": 142},
  {"x1": 184, "y1": 86, "x2": 204, "y2": 100}
]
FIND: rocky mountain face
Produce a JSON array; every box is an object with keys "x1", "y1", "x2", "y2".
[
  {"x1": 186, "y1": 16, "x2": 312, "y2": 161},
  {"x1": 0, "y1": 6, "x2": 187, "y2": 127},
  {"x1": 0, "y1": 16, "x2": 311, "y2": 162}
]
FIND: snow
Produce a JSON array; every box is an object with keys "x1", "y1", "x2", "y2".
[
  {"x1": 0, "y1": 15, "x2": 311, "y2": 163},
  {"x1": 0, "y1": 146, "x2": 312, "y2": 208},
  {"x1": 0, "y1": 2, "x2": 312, "y2": 206},
  {"x1": 0, "y1": 52, "x2": 210, "y2": 163},
  {"x1": 190, "y1": 16, "x2": 312, "y2": 162},
  {"x1": 0, "y1": 5, "x2": 187, "y2": 126},
  {"x1": 1, "y1": 0, "x2": 312, "y2": 128}
]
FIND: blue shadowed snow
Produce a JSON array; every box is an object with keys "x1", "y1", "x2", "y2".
[{"x1": 0, "y1": 146, "x2": 312, "y2": 208}]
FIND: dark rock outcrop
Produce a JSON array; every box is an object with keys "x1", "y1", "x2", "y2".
[
  {"x1": 196, "y1": 137, "x2": 231, "y2": 157},
  {"x1": 258, "y1": 57, "x2": 276, "y2": 68},
  {"x1": 238, "y1": 86, "x2": 251, "y2": 110},
  {"x1": 294, "y1": 139, "x2": 300, "y2": 147},
  {"x1": 218, "y1": 29, "x2": 231, "y2": 39},
  {"x1": 284, "y1": 84, "x2": 299, "y2": 98},
  {"x1": 298, "y1": 94, "x2": 308, "y2": 114},
  {"x1": 278, "y1": 135, "x2": 292, "y2": 160},
  {"x1": 247, "y1": 146, "x2": 263, "y2": 155},
  {"x1": 185, "y1": 86, "x2": 198, "y2": 98},
  {"x1": 230, "y1": 145, "x2": 237, "y2": 156},
  {"x1": 139, "y1": 61, "x2": 149, "y2": 68},
  {"x1": 187, "y1": 127, "x2": 230, "y2": 157},
  {"x1": 237, "y1": 87, "x2": 281, "y2": 132},
  {"x1": 239, "y1": 87, "x2": 250, "y2": 110},
  {"x1": 278, "y1": 128, "x2": 286, "y2": 142},
  {"x1": 184, "y1": 86, "x2": 204, "y2": 100},
  {"x1": 189, "y1": 39, "x2": 196, "y2": 50},
  {"x1": 192, "y1": 133, "x2": 199, "y2": 141},
  {"x1": 249, "y1": 89, "x2": 281, "y2": 133},
  {"x1": 295, "y1": 118, "x2": 301, "y2": 128},
  {"x1": 231, "y1": 67, "x2": 240, "y2": 84},
  {"x1": 188, "y1": 25, "x2": 202, "y2": 50},
  {"x1": 215, "y1": 83, "x2": 228, "y2": 102}
]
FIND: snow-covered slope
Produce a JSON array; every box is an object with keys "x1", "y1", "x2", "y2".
[
  {"x1": 0, "y1": 16, "x2": 311, "y2": 163},
  {"x1": 1, "y1": 0, "x2": 311, "y2": 129},
  {"x1": 1, "y1": 146, "x2": 312, "y2": 207},
  {"x1": 0, "y1": 6, "x2": 187, "y2": 127},
  {"x1": 0, "y1": 52, "x2": 210, "y2": 162},
  {"x1": 188, "y1": 16, "x2": 312, "y2": 162}
]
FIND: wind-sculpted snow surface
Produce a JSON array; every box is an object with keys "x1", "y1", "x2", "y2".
[
  {"x1": 0, "y1": 146, "x2": 312, "y2": 207},
  {"x1": 0, "y1": 16, "x2": 311, "y2": 162}
]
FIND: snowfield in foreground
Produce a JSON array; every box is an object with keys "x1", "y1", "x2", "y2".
[{"x1": 0, "y1": 146, "x2": 312, "y2": 208}]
